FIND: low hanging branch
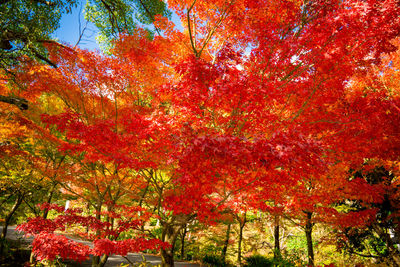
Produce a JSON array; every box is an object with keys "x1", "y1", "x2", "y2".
[{"x1": 0, "y1": 95, "x2": 29, "y2": 110}]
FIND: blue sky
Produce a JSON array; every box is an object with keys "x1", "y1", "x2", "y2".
[
  {"x1": 53, "y1": 2, "x2": 100, "y2": 51},
  {"x1": 53, "y1": 2, "x2": 182, "y2": 52}
]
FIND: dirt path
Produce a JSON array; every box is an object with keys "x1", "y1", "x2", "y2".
[{"x1": 1, "y1": 226, "x2": 201, "y2": 267}]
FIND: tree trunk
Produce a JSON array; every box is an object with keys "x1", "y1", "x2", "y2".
[
  {"x1": 92, "y1": 254, "x2": 108, "y2": 267},
  {"x1": 180, "y1": 226, "x2": 187, "y2": 260},
  {"x1": 222, "y1": 223, "x2": 231, "y2": 263},
  {"x1": 42, "y1": 183, "x2": 57, "y2": 219},
  {"x1": 1, "y1": 193, "x2": 23, "y2": 256},
  {"x1": 373, "y1": 224, "x2": 400, "y2": 266},
  {"x1": 388, "y1": 246, "x2": 400, "y2": 267},
  {"x1": 237, "y1": 216, "x2": 246, "y2": 267},
  {"x1": 385, "y1": 233, "x2": 400, "y2": 266},
  {"x1": 273, "y1": 215, "x2": 281, "y2": 260},
  {"x1": 161, "y1": 224, "x2": 181, "y2": 267},
  {"x1": 304, "y1": 211, "x2": 314, "y2": 267},
  {"x1": 92, "y1": 203, "x2": 108, "y2": 267},
  {"x1": 161, "y1": 247, "x2": 175, "y2": 267}
]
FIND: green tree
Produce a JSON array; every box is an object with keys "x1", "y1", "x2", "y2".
[
  {"x1": 0, "y1": 0, "x2": 77, "y2": 71},
  {"x1": 85, "y1": 0, "x2": 171, "y2": 51},
  {"x1": 0, "y1": 0, "x2": 171, "y2": 108}
]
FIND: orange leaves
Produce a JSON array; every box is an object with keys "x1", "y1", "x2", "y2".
[{"x1": 154, "y1": 14, "x2": 175, "y2": 33}]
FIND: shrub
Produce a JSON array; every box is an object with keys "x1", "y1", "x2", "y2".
[
  {"x1": 271, "y1": 255, "x2": 296, "y2": 267},
  {"x1": 244, "y1": 254, "x2": 296, "y2": 267},
  {"x1": 202, "y1": 254, "x2": 227, "y2": 267},
  {"x1": 244, "y1": 254, "x2": 273, "y2": 267}
]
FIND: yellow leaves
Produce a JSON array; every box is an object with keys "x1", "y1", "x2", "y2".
[
  {"x1": 0, "y1": 118, "x2": 28, "y2": 141},
  {"x1": 78, "y1": 54, "x2": 87, "y2": 63},
  {"x1": 38, "y1": 94, "x2": 67, "y2": 114},
  {"x1": 28, "y1": 65, "x2": 51, "y2": 75}
]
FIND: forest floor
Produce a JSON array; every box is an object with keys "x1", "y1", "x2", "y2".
[{"x1": 0, "y1": 226, "x2": 201, "y2": 267}]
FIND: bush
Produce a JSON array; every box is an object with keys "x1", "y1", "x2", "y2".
[
  {"x1": 202, "y1": 254, "x2": 227, "y2": 267},
  {"x1": 271, "y1": 255, "x2": 296, "y2": 267},
  {"x1": 244, "y1": 254, "x2": 273, "y2": 267},
  {"x1": 244, "y1": 254, "x2": 296, "y2": 267}
]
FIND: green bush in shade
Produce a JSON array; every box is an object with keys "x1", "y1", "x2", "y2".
[
  {"x1": 244, "y1": 254, "x2": 273, "y2": 267},
  {"x1": 244, "y1": 254, "x2": 296, "y2": 267},
  {"x1": 202, "y1": 254, "x2": 227, "y2": 267}
]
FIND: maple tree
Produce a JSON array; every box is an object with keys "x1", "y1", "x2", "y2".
[
  {"x1": 0, "y1": 98, "x2": 68, "y2": 257},
  {"x1": 336, "y1": 165, "x2": 400, "y2": 265},
  {"x1": 328, "y1": 38, "x2": 400, "y2": 265},
  {"x1": 0, "y1": 0, "x2": 400, "y2": 266}
]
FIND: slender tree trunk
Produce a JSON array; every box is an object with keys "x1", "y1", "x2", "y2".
[
  {"x1": 180, "y1": 225, "x2": 187, "y2": 260},
  {"x1": 92, "y1": 203, "x2": 106, "y2": 267},
  {"x1": 222, "y1": 223, "x2": 231, "y2": 263},
  {"x1": 304, "y1": 211, "x2": 314, "y2": 267},
  {"x1": 237, "y1": 217, "x2": 246, "y2": 267},
  {"x1": 1, "y1": 193, "x2": 23, "y2": 256},
  {"x1": 273, "y1": 214, "x2": 281, "y2": 260},
  {"x1": 42, "y1": 183, "x2": 57, "y2": 219}
]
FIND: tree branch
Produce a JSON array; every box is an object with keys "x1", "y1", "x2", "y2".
[
  {"x1": 0, "y1": 95, "x2": 29, "y2": 110},
  {"x1": 31, "y1": 48, "x2": 58, "y2": 68},
  {"x1": 137, "y1": 0, "x2": 162, "y2": 36},
  {"x1": 187, "y1": 0, "x2": 198, "y2": 57}
]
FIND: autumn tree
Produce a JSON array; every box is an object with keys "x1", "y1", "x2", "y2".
[
  {"x1": 2, "y1": 0, "x2": 400, "y2": 267},
  {"x1": 336, "y1": 165, "x2": 400, "y2": 265}
]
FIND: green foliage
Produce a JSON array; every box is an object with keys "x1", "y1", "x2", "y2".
[
  {"x1": 0, "y1": 0, "x2": 171, "y2": 70},
  {"x1": 84, "y1": 0, "x2": 171, "y2": 51},
  {"x1": 286, "y1": 234, "x2": 308, "y2": 255},
  {"x1": 150, "y1": 226, "x2": 162, "y2": 239},
  {"x1": 243, "y1": 254, "x2": 297, "y2": 267},
  {"x1": 202, "y1": 254, "x2": 227, "y2": 267},
  {"x1": 0, "y1": 0, "x2": 76, "y2": 71},
  {"x1": 244, "y1": 254, "x2": 273, "y2": 267},
  {"x1": 272, "y1": 255, "x2": 298, "y2": 267},
  {"x1": 368, "y1": 236, "x2": 388, "y2": 256}
]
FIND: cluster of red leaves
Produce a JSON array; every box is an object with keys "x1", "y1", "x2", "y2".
[
  {"x1": 32, "y1": 232, "x2": 90, "y2": 262},
  {"x1": 41, "y1": 111, "x2": 163, "y2": 170},
  {"x1": 17, "y1": 203, "x2": 168, "y2": 263},
  {"x1": 92, "y1": 238, "x2": 170, "y2": 257}
]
